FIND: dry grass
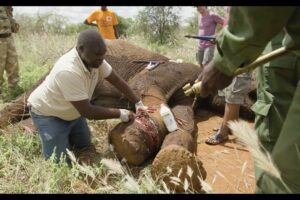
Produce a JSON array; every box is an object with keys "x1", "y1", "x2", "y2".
[{"x1": 228, "y1": 120, "x2": 292, "y2": 193}]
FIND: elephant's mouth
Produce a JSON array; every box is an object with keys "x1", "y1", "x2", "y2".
[{"x1": 134, "y1": 115, "x2": 159, "y2": 150}]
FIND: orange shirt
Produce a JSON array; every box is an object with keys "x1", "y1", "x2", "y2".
[{"x1": 86, "y1": 9, "x2": 118, "y2": 40}]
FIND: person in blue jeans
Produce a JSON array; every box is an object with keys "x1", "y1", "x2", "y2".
[{"x1": 28, "y1": 29, "x2": 147, "y2": 165}]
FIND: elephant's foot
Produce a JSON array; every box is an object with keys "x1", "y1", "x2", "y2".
[{"x1": 151, "y1": 145, "x2": 207, "y2": 193}]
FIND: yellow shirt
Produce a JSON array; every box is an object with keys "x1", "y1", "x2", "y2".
[{"x1": 86, "y1": 9, "x2": 118, "y2": 40}]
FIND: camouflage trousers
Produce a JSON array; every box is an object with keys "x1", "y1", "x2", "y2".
[{"x1": 0, "y1": 36, "x2": 19, "y2": 88}]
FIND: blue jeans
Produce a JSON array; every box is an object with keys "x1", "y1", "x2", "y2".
[{"x1": 30, "y1": 108, "x2": 91, "y2": 163}]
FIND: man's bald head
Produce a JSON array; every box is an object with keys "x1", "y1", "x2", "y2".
[
  {"x1": 77, "y1": 29, "x2": 106, "y2": 52},
  {"x1": 76, "y1": 29, "x2": 107, "y2": 69}
]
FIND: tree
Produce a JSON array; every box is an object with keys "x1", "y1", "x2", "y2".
[
  {"x1": 184, "y1": 11, "x2": 198, "y2": 35},
  {"x1": 184, "y1": 6, "x2": 226, "y2": 35},
  {"x1": 135, "y1": 6, "x2": 181, "y2": 45},
  {"x1": 208, "y1": 6, "x2": 226, "y2": 18},
  {"x1": 15, "y1": 12, "x2": 90, "y2": 35},
  {"x1": 116, "y1": 15, "x2": 134, "y2": 38}
]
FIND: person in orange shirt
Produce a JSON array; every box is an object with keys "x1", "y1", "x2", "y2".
[{"x1": 84, "y1": 6, "x2": 119, "y2": 40}]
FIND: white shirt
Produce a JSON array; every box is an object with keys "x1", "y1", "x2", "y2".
[{"x1": 28, "y1": 47, "x2": 112, "y2": 121}]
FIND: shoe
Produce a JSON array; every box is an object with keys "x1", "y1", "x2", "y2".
[{"x1": 205, "y1": 131, "x2": 229, "y2": 145}]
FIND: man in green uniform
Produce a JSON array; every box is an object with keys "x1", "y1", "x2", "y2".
[
  {"x1": 196, "y1": 7, "x2": 300, "y2": 193},
  {"x1": 0, "y1": 6, "x2": 20, "y2": 95},
  {"x1": 253, "y1": 30, "x2": 299, "y2": 193}
]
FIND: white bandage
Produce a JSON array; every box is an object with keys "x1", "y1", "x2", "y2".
[
  {"x1": 119, "y1": 109, "x2": 130, "y2": 122},
  {"x1": 135, "y1": 100, "x2": 145, "y2": 111}
]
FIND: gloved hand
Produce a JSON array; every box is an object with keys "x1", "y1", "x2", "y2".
[
  {"x1": 183, "y1": 81, "x2": 203, "y2": 97},
  {"x1": 119, "y1": 109, "x2": 134, "y2": 122},
  {"x1": 135, "y1": 100, "x2": 146, "y2": 111},
  {"x1": 135, "y1": 100, "x2": 156, "y2": 115},
  {"x1": 197, "y1": 61, "x2": 233, "y2": 97}
]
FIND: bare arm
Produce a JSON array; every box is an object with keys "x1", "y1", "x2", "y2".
[
  {"x1": 113, "y1": 25, "x2": 119, "y2": 39},
  {"x1": 70, "y1": 99, "x2": 121, "y2": 120},
  {"x1": 105, "y1": 70, "x2": 140, "y2": 104},
  {"x1": 71, "y1": 70, "x2": 140, "y2": 120},
  {"x1": 218, "y1": 18, "x2": 224, "y2": 26},
  {"x1": 58, "y1": 69, "x2": 133, "y2": 121},
  {"x1": 83, "y1": 19, "x2": 98, "y2": 27},
  {"x1": 213, "y1": 13, "x2": 224, "y2": 26}
]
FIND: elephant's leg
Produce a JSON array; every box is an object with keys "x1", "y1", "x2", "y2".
[
  {"x1": 162, "y1": 89, "x2": 197, "y2": 152},
  {"x1": 151, "y1": 89, "x2": 207, "y2": 193},
  {"x1": 108, "y1": 86, "x2": 168, "y2": 166}
]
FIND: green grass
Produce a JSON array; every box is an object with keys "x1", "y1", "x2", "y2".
[
  {"x1": 0, "y1": 32, "x2": 76, "y2": 103},
  {"x1": 0, "y1": 126, "x2": 71, "y2": 193},
  {"x1": 0, "y1": 125, "x2": 175, "y2": 193}
]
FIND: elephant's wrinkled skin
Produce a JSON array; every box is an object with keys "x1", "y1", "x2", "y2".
[{"x1": 91, "y1": 40, "x2": 206, "y2": 193}]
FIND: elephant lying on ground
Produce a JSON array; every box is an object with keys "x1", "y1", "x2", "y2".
[
  {"x1": 92, "y1": 40, "x2": 206, "y2": 192},
  {"x1": 0, "y1": 39, "x2": 256, "y2": 129},
  {"x1": 0, "y1": 39, "x2": 256, "y2": 193}
]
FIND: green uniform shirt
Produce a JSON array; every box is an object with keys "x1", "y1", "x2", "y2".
[
  {"x1": 212, "y1": 7, "x2": 300, "y2": 193},
  {"x1": 212, "y1": 7, "x2": 300, "y2": 76}
]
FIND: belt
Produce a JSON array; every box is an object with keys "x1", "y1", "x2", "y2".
[{"x1": 0, "y1": 33, "x2": 11, "y2": 38}]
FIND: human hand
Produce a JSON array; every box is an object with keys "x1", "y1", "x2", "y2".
[
  {"x1": 183, "y1": 81, "x2": 202, "y2": 96},
  {"x1": 197, "y1": 61, "x2": 233, "y2": 97},
  {"x1": 119, "y1": 109, "x2": 135, "y2": 122},
  {"x1": 135, "y1": 100, "x2": 156, "y2": 116}
]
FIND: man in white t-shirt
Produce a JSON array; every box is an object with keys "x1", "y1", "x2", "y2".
[{"x1": 28, "y1": 29, "x2": 146, "y2": 164}]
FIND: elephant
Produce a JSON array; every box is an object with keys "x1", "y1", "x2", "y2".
[
  {"x1": 0, "y1": 39, "x2": 256, "y2": 193},
  {"x1": 92, "y1": 40, "x2": 207, "y2": 192}
]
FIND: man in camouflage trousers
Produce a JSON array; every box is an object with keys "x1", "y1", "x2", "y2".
[{"x1": 0, "y1": 6, "x2": 20, "y2": 95}]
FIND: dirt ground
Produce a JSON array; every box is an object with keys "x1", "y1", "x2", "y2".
[{"x1": 195, "y1": 109, "x2": 255, "y2": 193}]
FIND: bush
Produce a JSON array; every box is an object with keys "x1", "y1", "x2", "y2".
[{"x1": 116, "y1": 15, "x2": 134, "y2": 38}]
